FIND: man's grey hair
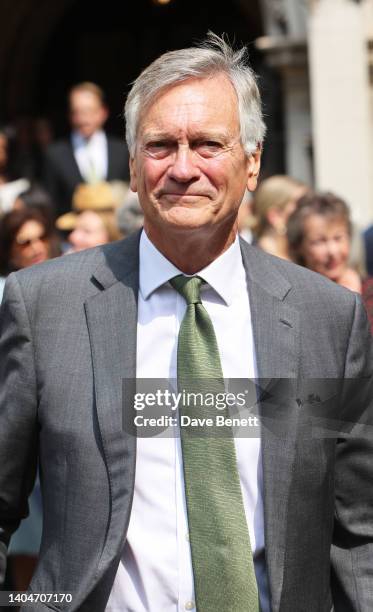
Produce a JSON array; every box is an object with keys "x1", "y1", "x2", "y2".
[{"x1": 124, "y1": 32, "x2": 266, "y2": 158}]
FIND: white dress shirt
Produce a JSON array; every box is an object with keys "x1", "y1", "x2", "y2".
[
  {"x1": 71, "y1": 130, "x2": 108, "y2": 183},
  {"x1": 106, "y1": 230, "x2": 270, "y2": 612}
]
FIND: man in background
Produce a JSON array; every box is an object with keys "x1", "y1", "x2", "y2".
[{"x1": 43, "y1": 82, "x2": 129, "y2": 217}]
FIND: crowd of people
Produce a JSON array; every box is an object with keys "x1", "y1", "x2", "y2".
[
  {"x1": 2, "y1": 85, "x2": 373, "y2": 347},
  {"x1": 1, "y1": 81, "x2": 373, "y2": 328},
  {"x1": 249, "y1": 176, "x2": 373, "y2": 331},
  {"x1": 0, "y1": 81, "x2": 145, "y2": 308},
  {"x1": 2, "y1": 109, "x2": 373, "y2": 308}
]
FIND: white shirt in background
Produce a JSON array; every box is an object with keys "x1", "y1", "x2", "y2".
[{"x1": 71, "y1": 130, "x2": 108, "y2": 183}]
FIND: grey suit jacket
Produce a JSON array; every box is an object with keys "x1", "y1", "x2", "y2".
[{"x1": 0, "y1": 232, "x2": 372, "y2": 612}]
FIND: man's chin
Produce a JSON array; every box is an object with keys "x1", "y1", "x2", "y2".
[
  {"x1": 160, "y1": 207, "x2": 214, "y2": 231},
  {"x1": 77, "y1": 128, "x2": 96, "y2": 139}
]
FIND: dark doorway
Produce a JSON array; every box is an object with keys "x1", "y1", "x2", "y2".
[
  {"x1": 1, "y1": 0, "x2": 284, "y2": 175},
  {"x1": 35, "y1": 0, "x2": 264, "y2": 137}
]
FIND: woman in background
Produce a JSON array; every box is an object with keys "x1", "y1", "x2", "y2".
[
  {"x1": 287, "y1": 191, "x2": 361, "y2": 293},
  {"x1": 56, "y1": 182, "x2": 122, "y2": 253},
  {"x1": 0, "y1": 207, "x2": 60, "y2": 302},
  {"x1": 252, "y1": 174, "x2": 307, "y2": 260},
  {"x1": 67, "y1": 209, "x2": 121, "y2": 252}
]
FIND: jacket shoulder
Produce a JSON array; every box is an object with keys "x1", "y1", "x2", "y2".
[{"x1": 12, "y1": 232, "x2": 140, "y2": 295}]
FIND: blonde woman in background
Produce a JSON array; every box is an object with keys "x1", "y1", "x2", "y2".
[
  {"x1": 252, "y1": 175, "x2": 307, "y2": 260},
  {"x1": 56, "y1": 181, "x2": 122, "y2": 253}
]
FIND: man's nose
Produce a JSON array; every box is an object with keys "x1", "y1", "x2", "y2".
[{"x1": 167, "y1": 144, "x2": 201, "y2": 182}]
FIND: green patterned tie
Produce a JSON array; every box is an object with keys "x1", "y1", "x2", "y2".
[{"x1": 170, "y1": 275, "x2": 260, "y2": 612}]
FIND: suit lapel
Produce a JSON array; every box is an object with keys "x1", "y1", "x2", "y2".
[
  {"x1": 241, "y1": 241, "x2": 300, "y2": 612},
  {"x1": 84, "y1": 233, "x2": 140, "y2": 576}
]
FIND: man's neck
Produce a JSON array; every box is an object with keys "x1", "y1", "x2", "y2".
[
  {"x1": 144, "y1": 223, "x2": 238, "y2": 274},
  {"x1": 72, "y1": 129, "x2": 104, "y2": 144}
]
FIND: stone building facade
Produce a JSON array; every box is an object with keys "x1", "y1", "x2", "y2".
[{"x1": 258, "y1": 0, "x2": 373, "y2": 226}]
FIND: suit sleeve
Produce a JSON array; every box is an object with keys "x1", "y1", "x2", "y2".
[
  {"x1": 331, "y1": 293, "x2": 373, "y2": 611},
  {"x1": 0, "y1": 274, "x2": 39, "y2": 585}
]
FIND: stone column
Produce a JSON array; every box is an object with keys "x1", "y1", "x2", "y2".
[
  {"x1": 363, "y1": 0, "x2": 373, "y2": 140},
  {"x1": 256, "y1": 37, "x2": 312, "y2": 184},
  {"x1": 257, "y1": 0, "x2": 312, "y2": 183},
  {"x1": 308, "y1": 0, "x2": 373, "y2": 226}
]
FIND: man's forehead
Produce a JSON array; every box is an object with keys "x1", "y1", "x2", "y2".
[
  {"x1": 137, "y1": 74, "x2": 240, "y2": 137},
  {"x1": 70, "y1": 90, "x2": 103, "y2": 107}
]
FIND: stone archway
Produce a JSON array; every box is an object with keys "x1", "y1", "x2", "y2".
[{"x1": 0, "y1": 0, "x2": 287, "y2": 176}]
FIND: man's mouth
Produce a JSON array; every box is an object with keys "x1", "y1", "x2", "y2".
[
  {"x1": 158, "y1": 194, "x2": 211, "y2": 208},
  {"x1": 157, "y1": 191, "x2": 211, "y2": 200}
]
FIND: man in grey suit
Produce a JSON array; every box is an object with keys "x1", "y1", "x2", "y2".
[{"x1": 1, "y1": 34, "x2": 372, "y2": 612}]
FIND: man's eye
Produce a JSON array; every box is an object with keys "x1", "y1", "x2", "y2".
[
  {"x1": 144, "y1": 142, "x2": 173, "y2": 158},
  {"x1": 194, "y1": 141, "x2": 224, "y2": 157}
]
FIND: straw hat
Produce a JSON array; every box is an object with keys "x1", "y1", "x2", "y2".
[{"x1": 56, "y1": 181, "x2": 124, "y2": 231}]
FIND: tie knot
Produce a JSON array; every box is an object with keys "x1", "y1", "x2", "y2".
[{"x1": 170, "y1": 275, "x2": 202, "y2": 305}]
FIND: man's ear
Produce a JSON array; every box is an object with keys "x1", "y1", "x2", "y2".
[
  {"x1": 129, "y1": 157, "x2": 138, "y2": 192},
  {"x1": 246, "y1": 145, "x2": 261, "y2": 192}
]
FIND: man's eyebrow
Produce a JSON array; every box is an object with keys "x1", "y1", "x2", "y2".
[
  {"x1": 142, "y1": 131, "x2": 174, "y2": 142},
  {"x1": 190, "y1": 130, "x2": 233, "y2": 142},
  {"x1": 141, "y1": 129, "x2": 234, "y2": 142}
]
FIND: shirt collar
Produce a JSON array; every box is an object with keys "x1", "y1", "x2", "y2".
[
  {"x1": 139, "y1": 230, "x2": 243, "y2": 306},
  {"x1": 139, "y1": 230, "x2": 180, "y2": 300}
]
